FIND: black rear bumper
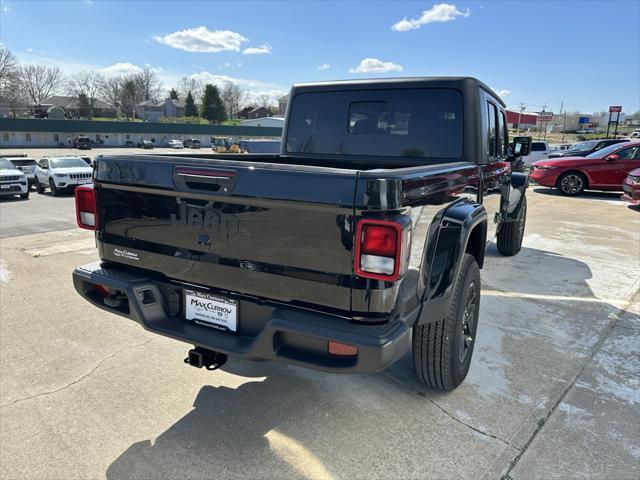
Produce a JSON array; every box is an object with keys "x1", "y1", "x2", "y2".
[{"x1": 72, "y1": 262, "x2": 411, "y2": 373}]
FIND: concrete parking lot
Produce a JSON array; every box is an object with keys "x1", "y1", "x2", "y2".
[{"x1": 0, "y1": 179, "x2": 638, "y2": 479}]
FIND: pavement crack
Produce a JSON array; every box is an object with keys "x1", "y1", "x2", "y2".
[
  {"x1": 499, "y1": 286, "x2": 639, "y2": 479},
  {"x1": 423, "y1": 395, "x2": 519, "y2": 450},
  {"x1": 380, "y1": 370, "x2": 517, "y2": 449},
  {"x1": 0, "y1": 337, "x2": 158, "y2": 409}
]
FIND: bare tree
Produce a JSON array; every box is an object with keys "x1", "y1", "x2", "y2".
[
  {"x1": 67, "y1": 71, "x2": 104, "y2": 118},
  {"x1": 18, "y1": 64, "x2": 65, "y2": 103},
  {"x1": 0, "y1": 48, "x2": 23, "y2": 117},
  {"x1": 119, "y1": 77, "x2": 142, "y2": 120},
  {"x1": 220, "y1": 82, "x2": 245, "y2": 119},
  {"x1": 99, "y1": 75, "x2": 123, "y2": 115},
  {"x1": 133, "y1": 68, "x2": 162, "y2": 102},
  {"x1": 257, "y1": 93, "x2": 273, "y2": 110},
  {"x1": 0, "y1": 76, "x2": 27, "y2": 118},
  {"x1": 177, "y1": 76, "x2": 204, "y2": 102},
  {"x1": 0, "y1": 47, "x2": 17, "y2": 84}
]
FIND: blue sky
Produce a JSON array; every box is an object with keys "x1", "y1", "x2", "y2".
[{"x1": 1, "y1": 0, "x2": 638, "y2": 113}]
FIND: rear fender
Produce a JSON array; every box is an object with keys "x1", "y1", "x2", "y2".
[{"x1": 414, "y1": 200, "x2": 487, "y2": 326}]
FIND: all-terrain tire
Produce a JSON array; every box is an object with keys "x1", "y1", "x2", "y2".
[
  {"x1": 497, "y1": 195, "x2": 527, "y2": 256},
  {"x1": 412, "y1": 253, "x2": 481, "y2": 391},
  {"x1": 35, "y1": 177, "x2": 44, "y2": 194},
  {"x1": 20, "y1": 192, "x2": 29, "y2": 200}
]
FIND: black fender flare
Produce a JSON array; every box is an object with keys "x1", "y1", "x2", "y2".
[{"x1": 414, "y1": 199, "x2": 487, "y2": 326}]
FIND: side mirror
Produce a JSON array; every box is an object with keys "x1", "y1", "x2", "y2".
[
  {"x1": 605, "y1": 154, "x2": 619, "y2": 161},
  {"x1": 512, "y1": 136, "x2": 532, "y2": 157}
]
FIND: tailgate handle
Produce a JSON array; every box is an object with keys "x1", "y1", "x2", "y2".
[{"x1": 174, "y1": 167, "x2": 237, "y2": 194}]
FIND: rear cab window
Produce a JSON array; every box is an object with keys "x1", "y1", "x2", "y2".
[{"x1": 286, "y1": 88, "x2": 463, "y2": 160}]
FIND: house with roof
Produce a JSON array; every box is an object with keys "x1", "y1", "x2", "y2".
[
  {"x1": 136, "y1": 98, "x2": 187, "y2": 122},
  {"x1": 247, "y1": 106, "x2": 271, "y2": 119},
  {"x1": 235, "y1": 106, "x2": 254, "y2": 119},
  {"x1": 41, "y1": 95, "x2": 117, "y2": 118}
]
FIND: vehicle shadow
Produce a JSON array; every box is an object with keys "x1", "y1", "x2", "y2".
[
  {"x1": 0, "y1": 196, "x2": 29, "y2": 203},
  {"x1": 532, "y1": 187, "x2": 624, "y2": 202},
  {"x1": 104, "y1": 246, "x2": 637, "y2": 479}
]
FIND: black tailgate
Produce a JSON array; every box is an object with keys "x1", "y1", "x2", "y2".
[{"x1": 94, "y1": 155, "x2": 357, "y2": 314}]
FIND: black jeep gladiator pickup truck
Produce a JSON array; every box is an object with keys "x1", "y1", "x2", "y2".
[{"x1": 73, "y1": 77, "x2": 530, "y2": 391}]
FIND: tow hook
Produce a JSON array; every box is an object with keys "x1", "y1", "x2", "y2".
[{"x1": 184, "y1": 347, "x2": 228, "y2": 370}]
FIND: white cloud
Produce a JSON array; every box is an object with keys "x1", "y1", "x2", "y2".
[
  {"x1": 26, "y1": 48, "x2": 34, "y2": 53},
  {"x1": 317, "y1": 63, "x2": 331, "y2": 70},
  {"x1": 188, "y1": 71, "x2": 279, "y2": 90},
  {"x1": 84, "y1": 0, "x2": 93, "y2": 5},
  {"x1": 496, "y1": 89, "x2": 511, "y2": 97},
  {"x1": 242, "y1": 44, "x2": 272, "y2": 55},
  {"x1": 153, "y1": 26, "x2": 248, "y2": 53},
  {"x1": 392, "y1": 3, "x2": 471, "y2": 32},
  {"x1": 349, "y1": 58, "x2": 403, "y2": 74},
  {"x1": 99, "y1": 62, "x2": 144, "y2": 75},
  {"x1": 2, "y1": 0, "x2": 10, "y2": 13}
]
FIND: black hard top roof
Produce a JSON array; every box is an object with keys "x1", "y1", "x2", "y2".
[{"x1": 291, "y1": 76, "x2": 506, "y2": 107}]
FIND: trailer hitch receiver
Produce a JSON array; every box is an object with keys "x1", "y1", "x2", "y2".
[{"x1": 184, "y1": 347, "x2": 228, "y2": 371}]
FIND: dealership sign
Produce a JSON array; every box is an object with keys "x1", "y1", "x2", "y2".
[
  {"x1": 538, "y1": 114, "x2": 553, "y2": 122},
  {"x1": 609, "y1": 105, "x2": 622, "y2": 113}
]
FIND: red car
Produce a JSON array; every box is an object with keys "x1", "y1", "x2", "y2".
[
  {"x1": 622, "y1": 167, "x2": 640, "y2": 204},
  {"x1": 530, "y1": 141, "x2": 640, "y2": 196}
]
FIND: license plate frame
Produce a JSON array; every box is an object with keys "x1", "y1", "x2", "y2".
[{"x1": 184, "y1": 289, "x2": 238, "y2": 333}]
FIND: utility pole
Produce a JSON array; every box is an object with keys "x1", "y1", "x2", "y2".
[
  {"x1": 558, "y1": 100, "x2": 565, "y2": 143},
  {"x1": 517, "y1": 102, "x2": 525, "y2": 133}
]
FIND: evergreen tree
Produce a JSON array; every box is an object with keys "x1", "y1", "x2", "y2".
[
  {"x1": 184, "y1": 91, "x2": 198, "y2": 117},
  {"x1": 169, "y1": 88, "x2": 179, "y2": 100},
  {"x1": 200, "y1": 84, "x2": 226, "y2": 123}
]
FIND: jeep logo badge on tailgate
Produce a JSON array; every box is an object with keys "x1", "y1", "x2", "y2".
[{"x1": 171, "y1": 200, "x2": 239, "y2": 238}]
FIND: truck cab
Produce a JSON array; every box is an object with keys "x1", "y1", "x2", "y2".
[{"x1": 73, "y1": 77, "x2": 529, "y2": 391}]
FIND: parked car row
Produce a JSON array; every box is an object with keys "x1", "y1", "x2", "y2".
[
  {"x1": 66, "y1": 136, "x2": 203, "y2": 150},
  {"x1": 529, "y1": 141, "x2": 640, "y2": 200},
  {"x1": 0, "y1": 155, "x2": 93, "y2": 200}
]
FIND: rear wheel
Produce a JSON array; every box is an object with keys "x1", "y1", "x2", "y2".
[
  {"x1": 497, "y1": 195, "x2": 527, "y2": 256},
  {"x1": 412, "y1": 253, "x2": 481, "y2": 390},
  {"x1": 557, "y1": 171, "x2": 586, "y2": 196},
  {"x1": 49, "y1": 178, "x2": 59, "y2": 196},
  {"x1": 35, "y1": 177, "x2": 44, "y2": 194}
]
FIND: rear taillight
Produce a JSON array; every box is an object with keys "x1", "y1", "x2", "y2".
[
  {"x1": 355, "y1": 219, "x2": 406, "y2": 281},
  {"x1": 75, "y1": 184, "x2": 97, "y2": 230}
]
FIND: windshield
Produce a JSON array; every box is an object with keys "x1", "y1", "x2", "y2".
[
  {"x1": 50, "y1": 158, "x2": 89, "y2": 168},
  {"x1": 0, "y1": 158, "x2": 17, "y2": 170},
  {"x1": 586, "y1": 143, "x2": 624, "y2": 158},
  {"x1": 567, "y1": 141, "x2": 597, "y2": 152},
  {"x1": 286, "y1": 88, "x2": 463, "y2": 159}
]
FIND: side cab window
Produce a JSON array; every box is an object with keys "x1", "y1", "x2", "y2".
[
  {"x1": 486, "y1": 100, "x2": 507, "y2": 161},
  {"x1": 38, "y1": 159, "x2": 49, "y2": 169},
  {"x1": 499, "y1": 109, "x2": 508, "y2": 156},
  {"x1": 487, "y1": 101, "x2": 497, "y2": 158}
]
